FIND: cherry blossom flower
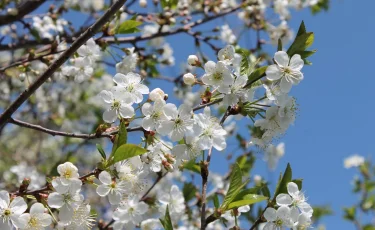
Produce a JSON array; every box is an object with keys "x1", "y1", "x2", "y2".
[
  {"x1": 96, "y1": 171, "x2": 128, "y2": 205},
  {"x1": 18, "y1": 203, "x2": 52, "y2": 230},
  {"x1": 0, "y1": 190, "x2": 27, "y2": 230},
  {"x1": 202, "y1": 61, "x2": 233, "y2": 90},
  {"x1": 266, "y1": 51, "x2": 304, "y2": 93},
  {"x1": 99, "y1": 88, "x2": 135, "y2": 123},
  {"x1": 113, "y1": 196, "x2": 148, "y2": 225},
  {"x1": 141, "y1": 99, "x2": 168, "y2": 131},
  {"x1": 158, "y1": 104, "x2": 194, "y2": 141},
  {"x1": 276, "y1": 182, "x2": 313, "y2": 216},
  {"x1": 113, "y1": 72, "x2": 149, "y2": 103},
  {"x1": 193, "y1": 107, "x2": 227, "y2": 151},
  {"x1": 218, "y1": 45, "x2": 235, "y2": 65}
]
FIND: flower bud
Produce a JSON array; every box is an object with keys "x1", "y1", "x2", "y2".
[
  {"x1": 183, "y1": 73, "x2": 196, "y2": 85},
  {"x1": 162, "y1": 160, "x2": 174, "y2": 171},
  {"x1": 19, "y1": 73, "x2": 26, "y2": 82},
  {"x1": 139, "y1": 0, "x2": 147, "y2": 8},
  {"x1": 149, "y1": 88, "x2": 165, "y2": 101},
  {"x1": 187, "y1": 55, "x2": 199, "y2": 66}
]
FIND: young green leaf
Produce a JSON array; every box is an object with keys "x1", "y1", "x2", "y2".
[
  {"x1": 213, "y1": 194, "x2": 220, "y2": 209},
  {"x1": 96, "y1": 143, "x2": 106, "y2": 160},
  {"x1": 110, "y1": 121, "x2": 127, "y2": 157},
  {"x1": 159, "y1": 205, "x2": 173, "y2": 230},
  {"x1": 247, "y1": 66, "x2": 267, "y2": 87},
  {"x1": 181, "y1": 160, "x2": 201, "y2": 174},
  {"x1": 274, "y1": 163, "x2": 292, "y2": 198},
  {"x1": 287, "y1": 32, "x2": 314, "y2": 57},
  {"x1": 117, "y1": 20, "x2": 142, "y2": 34},
  {"x1": 226, "y1": 194, "x2": 268, "y2": 210},
  {"x1": 108, "y1": 144, "x2": 147, "y2": 166},
  {"x1": 292, "y1": 178, "x2": 303, "y2": 190},
  {"x1": 277, "y1": 38, "x2": 282, "y2": 51},
  {"x1": 183, "y1": 182, "x2": 197, "y2": 202},
  {"x1": 221, "y1": 164, "x2": 248, "y2": 210}
]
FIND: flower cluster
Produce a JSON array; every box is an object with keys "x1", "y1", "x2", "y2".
[{"x1": 264, "y1": 182, "x2": 313, "y2": 230}]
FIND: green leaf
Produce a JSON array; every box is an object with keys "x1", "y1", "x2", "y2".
[
  {"x1": 96, "y1": 144, "x2": 106, "y2": 160},
  {"x1": 109, "y1": 144, "x2": 147, "y2": 166},
  {"x1": 227, "y1": 194, "x2": 268, "y2": 210},
  {"x1": 159, "y1": 205, "x2": 173, "y2": 230},
  {"x1": 277, "y1": 38, "x2": 282, "y2": 51},
  {"x1": 221, "y1": 164, "x2": 248, "y2": 210},
  {"x1": 110, "y1": 121, "x2": 128, "y2": 157},
  {"x1": 181, "y1": 160, "x2": 201, "y2": 174},
  {"x1": 287, "y1": 32, "x2": 314, "y2": 57},
  {"x1": 117, "y1": 20, "x2": 142, "y2": 34},
  {"x1": 247, "y1": 66, "x2": 267, "y2": 86},
  {"x1": 296, "y1": 21, "x2": 307, "y2": 37},
  {"x1": 343, "y1": 206, "x2": 356, "y2": 221},
  {"x1": 311, "y1": 0, "x2": 329, "y2": 14},
  {"x1": 274, "y1": 163, "x2": 292, "y2": 198},
  {"x1": 363, "y1": 225, "x2": 375, "y2": 230},
  {"x1": 238, "y1": 48, "x2": 251, "y2": 76},
  {"x1": 235, "y1": 153, "x2": 255, "y2": 176},
  {"x1": 183, "y1": 183, "x2": 197, "y2": 202},
  {"x1": 161, "y1": 0, "x2": 178, "y2": 9},
  {"x1": 213, "y1": 194, "x2": 220, "y2": 208},
  {"x1": 292, "y1": 179, "x2": 303, "y2": 190},
  {"x1": 261, "y1": 184, "x2": 271, "y2": 198}
]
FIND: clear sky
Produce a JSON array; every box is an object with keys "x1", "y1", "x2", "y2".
[{"x1": 7, "y1": 0, "x2": 375, "y2": 229}]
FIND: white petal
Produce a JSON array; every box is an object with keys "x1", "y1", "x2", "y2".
[
  {"x1": 266, "y1": 65, "x2": 282, "y2": 81},
  {"x1": 108, "y1": 192, "x2": 122, "y2": 205},
  {"x1": 263, "y1": 222, "x2": 277, "y2": 230},
  {"x1": 264, "y1": 207, "x2": 277, "y2": 222},
  {"x1": 99, "y1": 171, "x2": 112, "y2": 185},
  {"x1": 0, "y1": 190, "x2": 9, "y2": 209},
  {"x1": 142, "y1": 117, "x2": 155, "y2": 131},
  {"x1": 289, "y1": 54, "x2": 304, "y2": 71},
  {"x1": 274, "y1": 51, "x2": 289, "y2": 67},
  {"x1": 10, "y1": 197, "x2": 27, "y2": 215},
  {"x1": 134, "y1": 84, "x2": 149, "y2": 94},
  {"x1": 47, "y1": 193, "x2": 64, "y2": 208},
  {"x1": 59, "y1": 204, "x2": 74, "y2": 223},
  {"x1": 276, "y1": 194, "x2": 293, "y2": 206},
  {"x1": 97, "y1": 185, "x2": 111, "y2": 197},
  {"x1": 103, "y1": 109, "x2": 118, "y2": 123},
  {"x1": 287, "y1": 182, "x2": 299, "y2": 198},
  {"x1": 113, "y1": 73, "x2": 127, "y2": 85},
  {"x1": 141, "y1": 103, "x2": 153, "y2": 116},
  {"x1": 276, "y1": 206, "x2": 291, "y2": 220},
  {"x1": 30, "y1": 202, "x2": 45, "y2": 215},
  {"x1": 163, "y1": 103, "x2": 178, "y2": 119},
  {"x1": 119, "y1": 104, "x2": 134, "y2": 118},
  {"x1": 204, "y1": 61, "x2": 216, "y2": 74},
  {"x1": 99, "y1": 90, "x2": 113, "y2": 104},
  {"x1": 38, "y1": 213, "x2": 52, "y2": 227},
  {"x1": 157, "y1": 121, "x2": 174, "y2": 135},
  {"x1": 279, "y1": 77, "x2": 293, "y2": 93}
]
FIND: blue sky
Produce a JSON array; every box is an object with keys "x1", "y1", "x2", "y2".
[
  {"x1": 149, "y1": 1, "x2": 375, "y2": 228},
  {"x1": 5, "y1": 0, "x2": 374, "y2": 228}
]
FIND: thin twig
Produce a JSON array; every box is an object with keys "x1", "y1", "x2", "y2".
[
  {"x1": 9, "y1": 118, "x2": 144, "y2": 139},
  {"x1": 0, "y1": 0, "x2": 128, "y2": 129}
]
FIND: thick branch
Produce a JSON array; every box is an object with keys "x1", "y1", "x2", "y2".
[
  {"x1": 0, "y1": 0, "x2": 128, "y2": 129},
  {"x1": 0, "y1": 0, "x2": 46, "y2": 26}
]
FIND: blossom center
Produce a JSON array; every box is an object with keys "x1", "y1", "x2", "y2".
[{"x1": 29, "y1": 217, "x2": 39, "y2": 227}]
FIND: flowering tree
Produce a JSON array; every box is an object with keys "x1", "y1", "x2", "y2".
[{"x1": 0, "y1": 0, "x2": 332, "y2": 229}]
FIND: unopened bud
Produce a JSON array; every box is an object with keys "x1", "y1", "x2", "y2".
[
  {"x1": 164, "y1": 154, "x2": 176, "y2": 164},
  {"x1": 187, "y1": 55, "x2": 199, "y2": 66},
  {"x1": 139, "y1": 0, "x2": 147, "y2": 7},
  {"x1": 19, "y1": 73, "x2": 26, "y2": 82},
  {"x1": 162, "y1": 160, "x2": 174, "y2": 171},
  {"x1": 183, "y1": 73, "x2": 196, "y2": 86},
  {"x1": 149, "y1": 88, "x2": 165, "y2": 101}
]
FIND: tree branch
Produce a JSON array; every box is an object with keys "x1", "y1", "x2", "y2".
[
  {"x1": 0, "y1": 4, "x2": 243, "y2": 51},
  {"x1": 0, "y1": 0, "x2": 128, "y2": 129},
  {"x1": 0, "y1": 0, "x2": 46, "y2": 26},
  {"x1": 9, "y1": 118, "x2": 144, "y2": 139}
]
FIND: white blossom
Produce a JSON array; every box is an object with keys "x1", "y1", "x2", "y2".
[{"x1": 18, "y1": 203, "x2": 52, "y2": 230}]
